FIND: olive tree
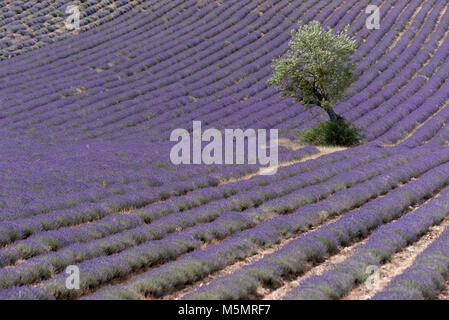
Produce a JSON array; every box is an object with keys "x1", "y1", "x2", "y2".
[{"x1": 267, "y1": 21, "x2": 356, "y2": 121}]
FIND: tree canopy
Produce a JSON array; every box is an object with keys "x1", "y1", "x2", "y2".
[{"x1": 267, "y1": 21, "x2": 357, "y2": 121}]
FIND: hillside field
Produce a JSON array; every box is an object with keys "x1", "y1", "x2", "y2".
[{"x1": 0, "y1": 0, "x2": 449, "y2": 300}]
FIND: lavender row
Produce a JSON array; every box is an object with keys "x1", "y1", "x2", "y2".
[
  {"x1": 0, "y1": 139, "x2": 308, "y2": 222},
  {"x1": 4, "y1": 0, "x2": 325, "y2": 140},
  {"x1": 284, "y1": 182, "x2": 449, "y2": 300},
  {"x1": 183, "y1": 153, "x2": 449, "y2": 300},
  {"x1": 282, "y1": 0, "x2": 419, "y2": 136},
  {"x1": 0, "y1": 146, "x2": 382, "y2": 267},
  {"x1": 0, "y1": 146, "x2": 318, "y2": 252},
  {"x1": 0, "y1": 0, "x2": 141, "y2": 59},
  {"x1": 373, "y1": 215, "x2": 449, "y2": 298},
  {"x1": 0, "y1": 145, "x2": 422, "y2": 293},
  {"x1": 76, "y1": 147, "x2": 449, "y2": 300},
  {"x1": 0, "y1": 0, "x2": 384, "y2": 144}
]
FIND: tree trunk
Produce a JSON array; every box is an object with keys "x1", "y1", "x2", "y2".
[{"x1": 326, "y1": 108, "x2": 341, "y2": 121}]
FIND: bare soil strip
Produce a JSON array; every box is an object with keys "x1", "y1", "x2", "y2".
[
  {"x1": 429, "y1": 3, "x2": 449, "y2": 60},
  {"x1": 383, "y1": 99, "x2": 449, "y2": 147},
  {"x1": 344, "y1": 214, "x2": 449, "y2": 300},
  {"x1": 376, "y1": 2, "x2": 439, "y2": 96},
  {"x1": 219, "y1": 139, "x2": 346, "y2": 185},
  {"x1": 163, "y1": 242, "x2": 284, "y2": 300},
  {"x1": 321, "y1": 0, "x2": 350, "y2": 25},
  {"x1": 437, "y1": 277, "x2": 449, "y2": 300},
  {"x1": 263, "y1": 238, "x2": 369, "y2": 300},
  {"x1": 356, "y1": 0, "x2": 407, "y2": 77},
  {"x1": 382, "y1": 3, "x2": 449, "y2": 147},
  {"x1": 161, "y1": 165, "x2": 448, "y2": 300},
  {"x1": 386, "y1": 4, "x2": 423, "y2": 53},
  {"x1": 166, "y1": 212, "x2": 347, "y2": 300},
  {"x1": 263, "y1": 187, "x2": 447, "y2": 300}
]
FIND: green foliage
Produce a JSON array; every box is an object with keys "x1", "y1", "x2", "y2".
[
  {"x1": 267, "y1": 21, "x2": 356, "y2": 119},
  {"x1": 151, "y1": 161, "x2": 165, "y2": 168},
  {"x1": 299, "y1": 118, "x2": 364, "y2": 147},
  {"x1": 268, "y1": 21, "x2": 362, "y2": 146}
]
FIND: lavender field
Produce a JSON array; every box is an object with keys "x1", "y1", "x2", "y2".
[{"x1": 0, "y1": 0, "x2": 448, "y2": 300}]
